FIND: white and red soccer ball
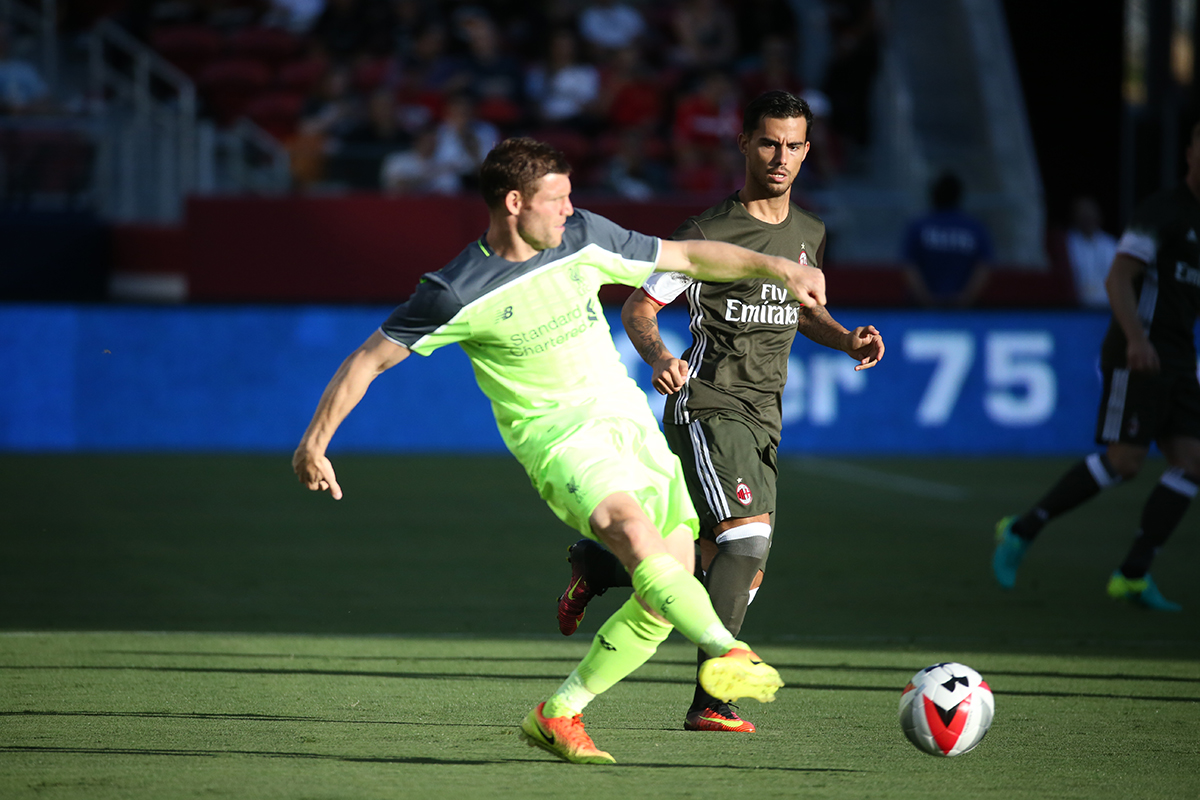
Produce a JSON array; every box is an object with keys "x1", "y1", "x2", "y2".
[{"x1": 899, "y1": 662, "x2": 994, "y2": 757}]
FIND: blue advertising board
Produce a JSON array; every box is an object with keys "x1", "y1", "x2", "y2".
[{"x1": 0, "y1": 304, "x2": 1141, "y2": 455}]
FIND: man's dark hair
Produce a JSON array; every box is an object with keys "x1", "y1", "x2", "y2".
[
  {"x1": 742, "y1": 90, "x2": 813, "y2": 138},
  {"x1": 931, "y1": 171, "x2": 964, "y2": 210},
  {"x1": 479, "y1": 137, "x2": 572, "y2": 210}
]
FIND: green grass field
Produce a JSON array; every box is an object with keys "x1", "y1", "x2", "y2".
[{"x1": 2, "y1": 454, "x2": 1198, "y2": 799}]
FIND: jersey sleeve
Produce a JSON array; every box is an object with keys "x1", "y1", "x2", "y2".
[
  {"x1": 641, "y1": 270, "x2": 693, "y2": 304},
  {"x1": 378, "y1": 273, "x2": 468, "y2": 355},
  {"x1": 575, "y1": 208, "x2": 661, "y2": 286}
]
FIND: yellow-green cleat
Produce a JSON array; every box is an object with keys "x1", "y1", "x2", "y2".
[
  {"x1": 992, "y1": 515, "x2": 1028, "y2": 589},
  {"x1": 519, "y1": 702, "x2": 616, "y2": 764},
  {"x1": 697, "y1": 643, "x2": 783, "y2": 704},
  {"x1": 1106, "y1": 571, "x2": 1182, "y2": 612}
]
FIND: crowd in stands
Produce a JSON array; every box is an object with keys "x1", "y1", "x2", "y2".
[{"x1": 118, "y1": 0, "x2": 881, "y2": 197}]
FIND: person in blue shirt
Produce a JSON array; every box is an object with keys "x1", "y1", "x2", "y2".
[{"x1": 901, "y1": 171, "x2": 993, "y2": 308}]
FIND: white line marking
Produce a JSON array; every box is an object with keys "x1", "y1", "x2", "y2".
[{"x1": 789, "y1": 458, "x2": 970, "y2": 501}]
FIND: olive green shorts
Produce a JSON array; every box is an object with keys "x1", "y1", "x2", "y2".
[{"x1": 663, "y1": 411, "x2": 778, "y2": 538}]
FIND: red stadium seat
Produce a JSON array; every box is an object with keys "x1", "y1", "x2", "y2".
[
  {"x1": 150, "y1": 24, "x2": 223, "y2": 81},
  {"x1": 197, "y1": 58, "x2": 271, "y2": 126},
  {"x1": 278, "y1": 57, "x2": 328, "y2": 94},
  {"x1": 228, "y1": 27, "x2": 302, "y2": 68},
  {"x1": 245, "y1": 90, "x2": 306, "y2": 141},
  {"x1": 351, "y1": 57, "x2": 391, "y2": 92}
]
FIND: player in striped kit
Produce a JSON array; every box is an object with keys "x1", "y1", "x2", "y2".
[{"x1": 993, "y1": 122, "x2": 1200, "y2": 611}]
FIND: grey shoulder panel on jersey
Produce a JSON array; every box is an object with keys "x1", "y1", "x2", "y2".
[{"x1": 380, "y1": 211, "x2": 656, "y2": 345}]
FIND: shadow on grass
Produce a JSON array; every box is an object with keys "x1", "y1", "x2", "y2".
[
  {"x1": 0, "y1": 745, "x2": 865, "y2": 772},
  {"x1": 100, "y1": 651, "x2": 1200, "y2": 684},
  {"x1": 3, "y1": 664, "x2": 1196, "y2": 703}
]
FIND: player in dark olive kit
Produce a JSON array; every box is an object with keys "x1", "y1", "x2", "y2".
[
  {"x1": 993, "y1": 122, "x2": 1200, "y2": 611},
  {"x1": 555, "y1": 92, "x2": 886, "y2": 731}
]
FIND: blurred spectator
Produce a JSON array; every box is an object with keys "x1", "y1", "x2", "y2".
[
  {"x1": 797, "y1": 88, "x2": 839, "y2": 187},
  {"x1": 578, "y1": 0, "x2": 646, "y2": 55},
  {"x1": 456, "y1": 9, "x2": 525, "y2": 127},
  {"x1": 732, "y1": 0, "x2": 797, "y2": 63},
  {"x1": 603, "y1": 128, "x2": 669, "y2": 199},
  {"x1": 901, "y1": 171, "x2": 993, "y2": 309},
  {"x1": 821, "y1": 0, "x2": 879, "y2": 170},
  {"x1": 739, "y1": 33, "x2": 804, "y2": 101},
  {"x1": 330, "y1": 86, "x2": 412, "y2": 188},
  {"x1": 0, "y1": 22, "x2": 52, "y2": 114},
  {"x1": 263, "y1": 0, "x2": 327, "y2": 34},
  {"x1": 389, "y1": 0, "x2": 439, "y2": 57},
  {"x1": 1065, "y1": 195, "x2": 1118, "y2": 309},
  {"x1": 595, "y1": 45, "x2": 663, "y2": 132},
  {"x1": 670, "y1": 0, "x2": 737, "y2": 73},
  {"x1": 673, "y1": 71, "x2": 740, "y2": 152},
  {"x1": 431, "y1": 92, "x2": 500, "y2": 191},
  {"x1": 389, "y1": 22, "x2": 461, "y2": 102},
  {"x1": 310, "y1": 0, "x2": 392, "y2": 61},
  {"x1": 382, "y1": 125, "x2": 458, "y2": 193},
  {"x1": 525, "y1": 28, "x2": 600, "y2": 129},
  {"x1": 289, "y1": 64, "x2": 360, "y2": 187}
]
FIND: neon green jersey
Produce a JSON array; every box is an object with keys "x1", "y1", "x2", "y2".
[{"x1": 380, "y1": 209, "x2": 662, "y2": 458}]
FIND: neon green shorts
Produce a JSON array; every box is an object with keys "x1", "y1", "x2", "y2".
[{"x1": 520, "y1": 414, "x2": 700, "y2": 543}]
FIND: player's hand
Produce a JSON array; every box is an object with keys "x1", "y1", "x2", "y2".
[
  {"x1": 1126, "y1": 336, "x2": 1160, "y2": 374},
  {"x1": 651, "y1": 356, "x2": 690, "y2": 395},
  {"x1": 784, "y1": 262, "x2": 827, "y2": 307},
  {"x1": 292, "y1": 446, "x2": 343, "y2": 500},
  {"x1": 846, "y1": 325, "x2": 885, "y2": 371}
]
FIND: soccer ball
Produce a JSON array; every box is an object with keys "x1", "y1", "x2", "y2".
[{"x1": 898, "y1": 662, "x2": 994, "y2": 757}]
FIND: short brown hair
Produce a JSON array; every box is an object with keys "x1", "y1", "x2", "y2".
[{"x1": 479, "y1": 137, "x2": 572, "y2": 210}]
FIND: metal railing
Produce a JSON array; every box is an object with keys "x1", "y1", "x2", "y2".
[{"x1": 3, "y1": 0, "x2": 290, "y2": 222}]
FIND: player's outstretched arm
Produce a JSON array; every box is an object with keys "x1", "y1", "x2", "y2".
[
  {"x1": 621, "y1": 289, "x2": 689, "y2": 395},
  {"x1": 293, "y1": 331, "x2": 411, "y2": 499},
  {"x1": 1106, "y1": 253, "x2": 1160, "y2": 373},
  {"x1": 657, "y1": 239, "x2": 827, "y2": 308},
  {"x1": 797, "y1": 307, "x2": 885, "y2": 371}
]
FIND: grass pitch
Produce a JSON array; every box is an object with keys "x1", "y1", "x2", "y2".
[{"x1": 1, "y1": 454, "x2": 1198, "y2": 799}]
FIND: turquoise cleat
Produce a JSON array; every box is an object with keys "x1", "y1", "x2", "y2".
[
  {"x1": 1106, "y1": 571, "x2": 1182, "y2": 612},
  {"x1": 992, "y1": 515, "x2": 1028, "y2": 589}
]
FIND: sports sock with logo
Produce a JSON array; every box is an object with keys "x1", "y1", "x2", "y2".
[
  {"x1": 1014, "y1": 453, "x2": 1122, "y2": 541},
  {"x1": 631, "y1": 552, "x2": 738, "y2": 657},
  {"x1": 689, "y1": 523, "x2": 771, "y2": 710},
  {"x1": 543, "y1": 594, "x2": 671, "y2": 718},
  {"x1": 1118, "y1": 469, "x2": 1198, "y2": 578}
]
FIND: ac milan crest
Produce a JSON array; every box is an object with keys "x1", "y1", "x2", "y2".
[{"x1": 735, "y1": 482, "x2": 753, "y2": 505}]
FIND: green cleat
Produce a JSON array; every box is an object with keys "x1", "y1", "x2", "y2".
[
  {"x1": 519, "y1": 702, "x2": 616, "y2": 764},
  {"x1": 697, "y1": 643, "x2": 783, "y2": 704},
  {"x1": 1106, "y1": 571, "x2": 1182, "y2": 612},
  {"x1": 992, "y1": 515, "x2": 1028, "y2": 589}
]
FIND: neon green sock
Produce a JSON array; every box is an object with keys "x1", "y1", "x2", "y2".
[
  {"x1": 543, "y1": 595, "x2": 671, "y2": 718},
  {"x1": 632, "y1": 552, "x2": 737, "y2": 657}
]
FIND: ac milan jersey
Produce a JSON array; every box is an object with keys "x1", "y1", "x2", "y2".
[{"x1": 644, "y1": 194, "x2": 826, "y2": 441}]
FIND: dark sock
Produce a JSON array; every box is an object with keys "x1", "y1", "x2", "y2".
[
  {"x1": 1013, "y1": 453, "x2": 1121, "y2": 541},
  {"x1": 1119, "y1": 470, "x2": 1197, "y2": 579},
  {"x1": 690, "y1": 540, "x2": 767, "y2": 712},
  {"x1": 572, "y1": 539, "x2": 631, "y2": 591}
]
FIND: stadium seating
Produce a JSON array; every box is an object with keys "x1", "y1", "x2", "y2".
[
  {"x1": 149, "y1": 25, "x2": 223, "y2": 81},
  {"x1": 196, "y1": 57, "x2": 272, "y2": 126}
]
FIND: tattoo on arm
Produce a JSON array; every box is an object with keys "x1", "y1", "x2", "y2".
[
  {"x1": 797, "y1": 305, "x2": 848, "y2": 349},
  {"x1": 627, "y1": 314, "x2": 667, "y2": 365}
]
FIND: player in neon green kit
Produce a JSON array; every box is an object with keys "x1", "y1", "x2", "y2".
[{"x1": 293, "y1": 137, "x2": 829, "y2": 764}]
